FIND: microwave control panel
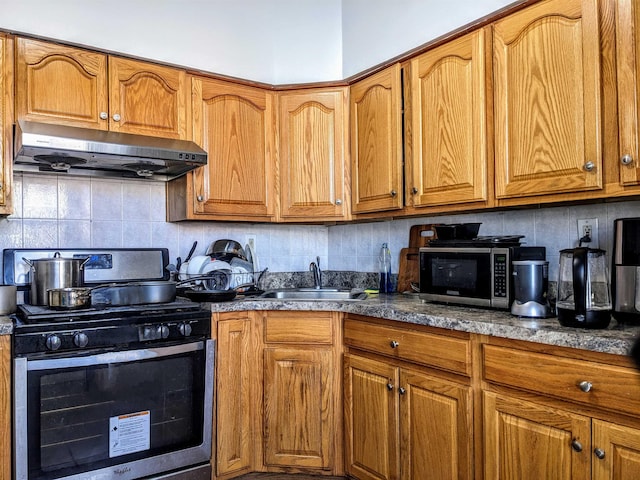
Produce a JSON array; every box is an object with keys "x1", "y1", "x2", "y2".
[{"x1": 491, "y1": 250, "x2": 510, "y2": 308}]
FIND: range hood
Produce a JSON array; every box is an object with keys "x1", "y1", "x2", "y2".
[{"x1": 14, "y1": 121, "x2": 207, "y2": 181}]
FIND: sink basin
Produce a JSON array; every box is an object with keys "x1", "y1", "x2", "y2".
[{"x1": 260, "y1": 288, "x2": 367, "y2": 301}]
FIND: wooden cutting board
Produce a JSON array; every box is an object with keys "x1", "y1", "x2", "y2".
[{"x1": 397, "y1": 247, "x2": 420, "y2": 293}]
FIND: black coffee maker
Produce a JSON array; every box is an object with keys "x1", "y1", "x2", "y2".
[{"x1": 556, "y1": 247, "x2": 611, "y2": 328}]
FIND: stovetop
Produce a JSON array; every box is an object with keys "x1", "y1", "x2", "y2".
[{"x1": 15, "y1": 297, "x2": 203, "y2": 324}]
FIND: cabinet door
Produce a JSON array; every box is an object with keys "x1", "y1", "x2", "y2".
[
  {"x1": 108, "y1": 57, "x2": 189, "y2": 139},
  {"x1": 592, "y1": 419, "x2": 640, "y2": 480},
  {"x1": 493, "y1": 0, "x2": 602, "y2": 200},
  {"x1": 344, "y1": 353, "x2": 399, "y2": 480},
  {"x1": 0, "y1": 335, "x2": 10, "y2": 480},
  {"x1": 216, "y1": 316, "x2": 254, "y2": 478},
  {"x1": 15, "y1": 37, "x2": 108, "y2": 130},
  {"x1": 263, "y1": 346, "x2": 332, "y2": 469},
  {"x1": 483, "y1": 391, "x2": 590, "y2": 480},
  {"x1": 616, "y1": 0, "x2": 640, "y2": 185},
  {"x1": 350, "y1": 64, "x2": 403, "y2": 213},
  {"x1": 399, "y1": 369, "x2": 473, "y2": 480},
  {"x1": 191, "y1": 77, "x2": 276, "y2": 220},
  {"x1": 278, "y1": 88, "x2": 349, "y2": 221},
  {"x1": 0, "y1": 34, "x2": 13, "y2": 215},
  {"x1": 408, "y1": 28, "x2": 488, "y2": 208}
]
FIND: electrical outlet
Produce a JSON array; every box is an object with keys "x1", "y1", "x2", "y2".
[{"x1": 577, "y1": 218, "x2": 599, "y2": 248}]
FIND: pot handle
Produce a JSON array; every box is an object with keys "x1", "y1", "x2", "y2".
[
  {"x1": 80, "y1": 256, "x2": 91, "y2": 269},
  {"x1": 22, "y1": 257, "x2": 34, "y2": 268}
]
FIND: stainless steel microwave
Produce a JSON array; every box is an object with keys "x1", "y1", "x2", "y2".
[{"x1": 419, "y1": 246, "x2": 545, "y2": 309}]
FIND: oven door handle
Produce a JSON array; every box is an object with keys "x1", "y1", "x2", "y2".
[{"x1": 25, "y1": 341, "x2": 205, "y2": 371}]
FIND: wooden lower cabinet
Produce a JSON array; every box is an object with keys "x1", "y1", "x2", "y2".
[
  {"x1": 0, "y1": 335, "x2": 10, "y2": 480},
  {"x1": 214, "y1": 313, "x2": 255, "y2": 478},
  {"x1": 261, "y1": 311, "x2": 342, "y2": 474},
  {"x1": 213, "y1": 310, "x2": 342, "y2": 479},
  {"x1": 344, "y1": 353, "x2": 472, "y2": 480},
  {"x1": 343, "y1": 316, "x2": 473, "y2": 480},
  {"x1": 482, "y1": 338, "x2": 640, "y2": 480}
]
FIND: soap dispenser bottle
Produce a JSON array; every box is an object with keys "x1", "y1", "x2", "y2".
[{"x1": 378, "y1": 243, "x2": 393, "y2": 293}]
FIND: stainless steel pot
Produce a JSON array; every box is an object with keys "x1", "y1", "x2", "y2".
[
  {"x1": 48, "y1": 287, "x2": 92, "y2": 309},
  {"x1": 24, "y1": 252, "x2": 90, "y2": 306}
]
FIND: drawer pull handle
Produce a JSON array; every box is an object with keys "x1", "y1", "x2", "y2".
[
  {"x1": 390, "y1": 340, "x2": 399, "y2": 348},
  {"x1": 621, "y1": 154, "x2": 634, "y2": 165},
  {"x1": 398, "y1": 387, "x2": 406, "y2": 395},
  {"x1": 594, "y1": 448, "x2": 605, "y2": 460},
  {"x1": 578, "y1": 381, "x2": 593, "y2": 393},
  {"x1": 571, "y1": 439, "x2": 583, "y2": 452},
  {"x1": 386, "y1": 382, "x2": 394, "y2": 391}
]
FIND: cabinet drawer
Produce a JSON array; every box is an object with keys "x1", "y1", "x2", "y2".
[
  {"x1": 344, "y1": 318, "x2": 471, "y2": 376},
  {"x1": 264, "y1": 311, "x2": 334, "y2": 344},
  {"x1": 483, "y1": 345, "x2": 640, "y2": 416}
]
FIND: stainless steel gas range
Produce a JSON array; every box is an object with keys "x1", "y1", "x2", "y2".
[{"x1": 4, "y1": 248, "x2": 214, "y2": 480}]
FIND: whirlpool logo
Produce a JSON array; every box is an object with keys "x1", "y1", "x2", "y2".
[{"x1": 113, "y1": 466, "x2": 132, "y2": 476}]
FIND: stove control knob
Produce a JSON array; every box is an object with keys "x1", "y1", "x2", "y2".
[
  {"x1": 179, "y1": 322, "x2": 192, "y2": 337},
  {"x1": 74, "y1": 332, "x2": 89, "y2": 348},
  {"x1": 158, "y1": 325, "x2": 170, "y2": 339},
  {"x1": 45, "y1": 334, "x2": 62, "y2": 351}
]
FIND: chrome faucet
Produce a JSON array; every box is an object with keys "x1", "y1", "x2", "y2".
[{"x1": 309, "y1": 256, "x2": 322, "y2": 289}]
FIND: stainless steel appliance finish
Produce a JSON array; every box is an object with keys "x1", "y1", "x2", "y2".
[
  {"x1": 612, "y1": 218, "x2": 640, "y2": 323},
  {"x1": 14, "y1": 120, "x2": 207, "y2": 180},
  {"x1": 9, "y1": 247, "x2": 214, "y2": 480},
  {"x1": 22, "y1": 252, "x2": 90, "y2": 306},
  {"x1": 419, "y1": 240, "x2": 545, "y2": 310},
  {"x1": 4, "y1": 248, "x2": 170, "y2": 304},
  {"x1": 510, "y1": 260, "x2": 551, "y2": 318}
]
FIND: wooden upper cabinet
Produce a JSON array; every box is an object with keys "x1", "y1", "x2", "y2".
[
  {"x1": 15, "y1": 37, "x2": 189, "y2": 140},
  {"x1": 0, "y1": 34, "x2": 13, "y2": 215},
  {"x1": 493, "y1": 0, "x2": 602, "y2": 202},
  {"x1": 107, "y1": 57, "x2": 189, "y2": 139},
  {"x1": 189, "y1": 77, "x2": 275, "y2": 221},
  {"x1": 350, "y1": 64, "x2": 403, "y2": 214},
  {"x1": 407, "y1": 28, "x2": 489, "y2": 208},
  {"x1": 278, "y1": 88, "x2": 350, "y2": 222},
  {"x1": 616, "y1": 0, "x2": 640, "y2": 186},
  {"x1": 16, "y1": 37, "x2": 108, "y2": 130}
]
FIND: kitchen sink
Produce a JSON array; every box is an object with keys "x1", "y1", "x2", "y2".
[{"x1": 260, "y1": 288, "x2": 367, "y2": 301}]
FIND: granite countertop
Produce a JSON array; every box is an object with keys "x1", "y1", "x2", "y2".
[{"x1": 211, "y1": 292, "x2": 640, "y2": 356}]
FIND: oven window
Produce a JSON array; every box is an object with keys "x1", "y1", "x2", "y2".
[{"x1": 25, "y1": 347, "x2": 206, "y2": 480}]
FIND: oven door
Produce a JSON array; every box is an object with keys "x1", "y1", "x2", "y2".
[
  {"x1": 419, "y1": 247, "x2": 493, "y2": 307},
  {"x1": 14, "y1": 340, "x2": 214, "y2": 480}
]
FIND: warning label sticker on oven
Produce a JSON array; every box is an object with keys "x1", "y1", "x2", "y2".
[{"x1": 109, "y1": 410, "x2": 151, "y2": 458}]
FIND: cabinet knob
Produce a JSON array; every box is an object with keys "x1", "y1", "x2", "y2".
[
  {"x1": 594, "y1": 448, "x2": 605, "y2": 460},
  {"x1": 578, "y1": 381, "x2": 593, "y2": 393},
  {"x1": 386, "y1": 382, "x2": 394, "y2": 391},
  {"x1": 112, "y1": 113, "x2": 121, "y2": 122},
  {"x1": 390, "y1": 340, "x2": 399, "y2": 349},
  {"x1": 99, "y1": 111, "x2": 108, "y2": 120},
  {"x1": 621, "y1": 154, "x2": 634, "y2": 165},
  {"x1": 398, "y1": 387, "x2": 406, "y2": 395},
  {"x1": 197, "y1": 195, "x2": 204, "y2": 202},
  {"x1": 390, "y1": 190, "x2": 397, "y2": 197},
  {"x1": 583, "y1": 161, "x2": 595, "y2": 172},
  {"x1": 571, "y1": 439, "x2": 583, "y2": 452},
  {"x1": 335, "y1": 199, "x2": 342, "y2": 205},
  {"x1": 411, "y1": 187, "x2": 418, "y2": 195}
]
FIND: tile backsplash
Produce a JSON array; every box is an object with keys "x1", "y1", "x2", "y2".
[{"x1": 2, "y1": 173, "x2": 639, "y2": 284}]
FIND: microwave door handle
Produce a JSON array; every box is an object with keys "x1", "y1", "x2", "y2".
[{"x1": 25, "y1": 341, "x2": 204, "y2": 371}]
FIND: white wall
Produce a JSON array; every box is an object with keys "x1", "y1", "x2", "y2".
[
  {"x1": 0, "y1": 0, "x2": 515, "y2": 83},
  {"x1": 341, "y1": 0, "x2": 515, "y2": 77},
  {"x1": 0, "y1": 0, "x2": 342, "y2": 84}
]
